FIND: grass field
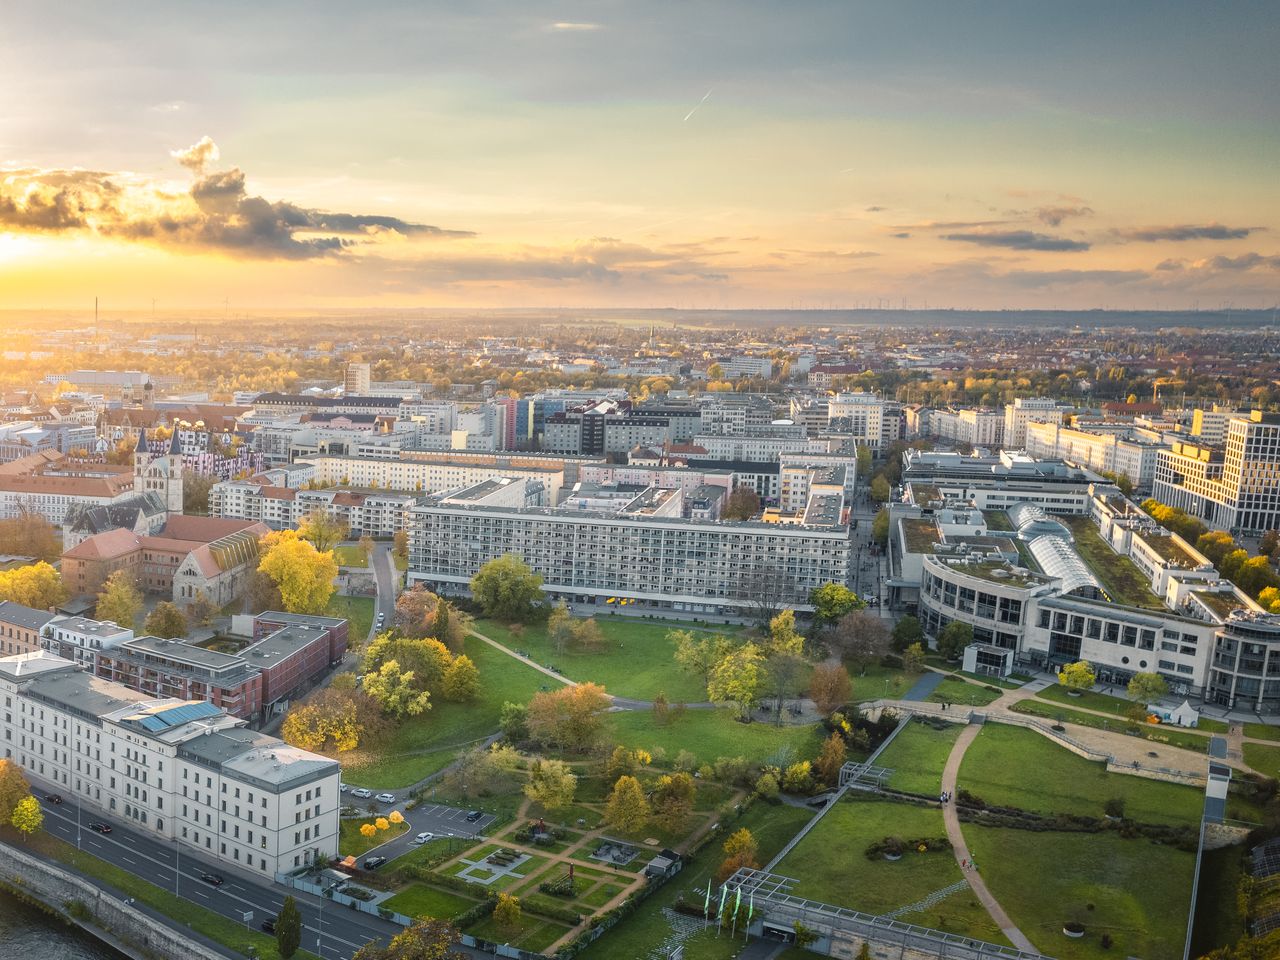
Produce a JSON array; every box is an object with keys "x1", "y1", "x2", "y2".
[
  {"x1": 925, "y1": 676, "x2": 1002, "y2": 707},
  {"x1": 1245, "y1": 722, "x2": 1280, "y2": 742},
  {"x1": 1037, "y1": 684, "x2": 1136, "y2": 716},
  {"x1": 341, "y1": 634, "x2": 549, "y2": 789},
  {"x1": 1189, "y1": 844, "x2": 1247, "y2": 958},
  {"x1": 875, "y1": 719, "x2": 964, "y2": 796},
  {"x1": 960, "y1": 724, "x2": 1203, "y2": 825},
  {"x1": 326, "y1": 594, "x2": 375, "y2": 642},
  {"x1": 603, "y1": 708, "x2": 826, "y2": 767},
  {"x1": 1243, "y1": 741, "x2": 1280, "y2": 779},
  {"x1": 1063, "y1": 518, "x2": 1165, "y2": 610},
  {"x1": 339, "y1": 817, "x2": 409, "y2": 857},
  {"x1": 334, "y1": 544, "x2": 369, "y2": 567},
  {"x1": 846, "y1": 661, "x2": 913, "y2": 702},
  {"x1": 1009, "y1": 699, "x2": 1211, "y2": 753},
  {"x1": 778, "y1": 797, "x2": 1005, "y2": 942},
  {"x1": 473, "y1": 618, "x2": 732, "y2": 702},
  {"x1": 964, "y1": 823, "x2": 1195, "y2": 960},
  {"x1": 576, "y1": 803, "x2": 813, "y2": 960},
  {"x1": 466, "y1": 912, "x2": 571, "y2": 952},
  {"x1": 382, "y1": 882, "x2": 478, "y2": 920}
]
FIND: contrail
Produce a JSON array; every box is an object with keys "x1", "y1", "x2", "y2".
[{"x1": 683, "y1": 89, "x2": 713, "y2": 122}]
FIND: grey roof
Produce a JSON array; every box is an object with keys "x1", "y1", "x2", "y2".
[
  {"x1": 25, "y1": 670, "x2": 148, "y2": 719},
  {"x1": 0, "y1": 600, "x2": 58, "y2": 631},
  {"x1": 1027, "y1": 535, "x2": 1106, "y2": 597},
  {"x1": 64, "y1": 492, "x2": 167, "y2": 536},
  {"x1": 180, "y1": 726, "x2": 337, "y2": 788}
]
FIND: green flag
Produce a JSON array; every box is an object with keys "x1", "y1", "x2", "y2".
[
  {"x1": 703, "y1": 880, "x2": 711, "y2": 918},
  {"x1": 733, "y1": 886, "x2": 742, "y2": 920},
  {"x1": 748, "y1": 890, "x2": 755, "y2": 922},
  {"x1": 718, "y1": 884, "x2": 727, "y2": 918}
]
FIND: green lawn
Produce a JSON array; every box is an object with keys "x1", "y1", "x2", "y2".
[
  {"x1": 875, "y1": 719, "x2": 964, "y2": 796},
  {"x1": 777, "y1": 797, "x2": 1005, "y2": 942},
  {"x1": 339, "y1": 817, "x2": 409, "y2": 857},
  {"x1": 326, "y1": 594, "x2": 375, "y2": 642},
  {"x1": 383, "y1": 883, "x2": 479, "y2": 920},
  {"x1": 473, "y1": 618, "x2": 734, "y2": 702},
  {"x1": 334, "y1": 544, "x2": 370, "y2": 567},
  {"x1": 1198, "y1": 717, "x2": 1229, "y2": 734},
  {"x1": 1243, "y1": 741, "x2": 1280, "y2": 778},
  {"x1": 1244, "y1": 722, "x2": 1280, "y2": 742},
  {"x1": 960, "y1": 724, "x2": 1203, "y2": 825},
  {"x1": 342, "y1": 634, "x2": 549, "y2": 789},
  {"x1": 1063, "y1": 518, "x2": 1165, "y2": 610},
  {"x1": 1189, "y1": 845, "x2": 1248, "y2": 958},
  {"x1": 1037, "y1": 684, "x2": 1136, "y2": 716},
  {"x1": 17, "y1": 830, "x2": 316, "y2": 960},
  {"x1": 465, "y1": 913, "x2": 571, "y2": 953},
  {"x1": 846, "y1": 661, "x2": 913, "y2": 702},
  {"x1": 925, "y1": 676, "x2": 1002, "y2": 707},
  {"x1": 964, "y1": 823, "x2": 1195, "y2": 960},
  {"x1": 1009, "y1": 699, "x2": 1211, "y2": 753},
  {"x1": 604, "y1": 708, "x2": 826, "y2": 767},
  {"x1": 576, "y1": 803, "x2": 813, "y2": 960}
]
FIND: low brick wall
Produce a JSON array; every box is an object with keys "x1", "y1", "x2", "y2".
[{"x1": 0, "y1": 841, "x2": 228, "y2": 960}]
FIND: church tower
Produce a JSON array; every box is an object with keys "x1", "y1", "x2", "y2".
[{"x1": 134, "y1": 428, "x2": 185, "y2": 514}]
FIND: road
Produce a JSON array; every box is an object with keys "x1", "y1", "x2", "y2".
[
  {"x1": 33, "y1": 785, "x2": 405, "y2": 960},
  {"x1": 370, "y1": 544, "x2": 399, "y2": 641}
]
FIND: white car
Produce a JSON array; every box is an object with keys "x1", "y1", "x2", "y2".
[
  {"x1": 375, "y1": 792, "x2": 396, "y2": 804},
  {"x1": 411, "y1": 831, "x2": 434, "y2": 845},
  {"x1": 339, "y1": 783, "x2": 348, "y2": 793},
  {"x1": 351, "y1": 788, "x2": 373, "y2": 799}
]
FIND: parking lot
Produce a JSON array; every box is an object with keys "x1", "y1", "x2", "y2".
[{"x1": 347, "y1": 798, "x2": 499, "y2": 865}]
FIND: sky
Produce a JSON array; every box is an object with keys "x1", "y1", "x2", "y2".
[{"x1": 1, "y1": 1, "x2": 1278, "y2": 312}]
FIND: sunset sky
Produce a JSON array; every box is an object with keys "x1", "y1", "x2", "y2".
[{"x1": 1, "y1": 1, "x2": 1278, "y2": 311}]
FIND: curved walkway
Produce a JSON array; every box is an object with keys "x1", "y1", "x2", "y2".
[{"x1": 939, "y1": 721, "x2": 1039, "y2": 953}]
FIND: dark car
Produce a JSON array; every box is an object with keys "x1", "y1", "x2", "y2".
[
  {"x1": 465, "y1": 809, "x2": 483, "y2": 822},
  {"x1": 362, "y1": 856, "x2": 387, "y2": 870},
  {"x1": 260, "y1": 917, "x2": 277, "y2": 934},
  {"x1": 200, "y1": 872, "x2": 225, "y2": 886},
  {"x1": 88, "y1": 821, "x2": 112, "y2": 834},
  {"x1": 43, "y1": 794, "x2": 64, "y2": 804}
]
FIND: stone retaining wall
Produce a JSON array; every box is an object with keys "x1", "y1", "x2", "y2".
[{"x1": 0, "y1": 841, "x2": 228, "y2": 960}]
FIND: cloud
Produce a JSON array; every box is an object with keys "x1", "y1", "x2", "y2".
[
  {"x1": 1036, "y1": 205, "x2": 1093, "y2": 226},
  {"x1": 943, "y1": 230, "x2": 1089, "y2": 252},
  {"x1": 865, "y1": 205, "x2": 885, "y2": 212},
  {"x1": 1114, "y1": 223, "x2": 1258, "y2": 242},
  {"x1": 1192, "y1": 252, "x2": 1280, "y2": 271},
  {"x1": 891, "y1": 232, "x2": 910, "y2": 238},
  {"x1": 548, "y1": 22, "x2": 602, "y2": 31},
  {"x1": 0, "y1": 138, "x2": 472, "y2": 260},
  {"x1": 1004, "y1": 268, "x2": 1147, "y2": 287}
]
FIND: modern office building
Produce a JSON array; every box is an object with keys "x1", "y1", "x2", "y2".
[
  {"x1": 0, "y1": 651, "x2": 340, "y2": 875},
  {"x1": 1003, "y1": 397, "x2": 1067, "y2": 449},
  {"x1": 1153, "y1": 411, "x2": 1280, "y2": 534},
  {"x1": 901, "y1": 450, "x2": 1107, "y2": 514},
  {"x1": 925, "y1": 408, "x2": 1005, "y2": 448},
  {"x1": 1024, "y1": 421, "x2": 1165, "y2": 491}
]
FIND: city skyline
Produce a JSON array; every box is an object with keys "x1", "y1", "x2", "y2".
[{"x1": 1, "y1": 1, "x2": 1278, "y2": 311}]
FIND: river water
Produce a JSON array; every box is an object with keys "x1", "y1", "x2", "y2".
[{"x1": 0, "y1": 891, "x2": 126, "y2": 960}]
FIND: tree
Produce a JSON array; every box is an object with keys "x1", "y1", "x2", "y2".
[
  {"x1": 392, "y1": 528, "x2": 409, "y2": 562},
  {"x1": 280, "y1": 687, "x2": 372, "y2": 753},
  {"x1": 10, "y1": 794, "x2": 42, "y2": 838},
  {"x1": 870, "y1": 475, "x2": 892, "y2": 503},
  {"x1": 782, "y1": 761, "x2": 813, "y2": 793},
  {"x1": 276, "y1": 895, "x2": 302, "y2": 959},
  {"x1": 298, "y1": 509, "x2": 349, "y2": 553},
  {"x1": 96, "y1": 570, "x2": 142, "y2": 626},
  {"x1": 722, "y1": 486, "x2": 761, "y2": 521},
  {"x1": 447, "y1": 744, "x2": 522, "y2": 799},
  {"x1": 809, "y1": 583, "x2": 864, "y2": 626},
  {"x1": 814, "y1": 731, "x2": 848, "y2": 785},
  {"x1": 523, "y1": 759, "x2": 577, "y2": 811},
  {"x1": 0, "y1": 759, "x2": 31, "y2": 822},
  {"x1": 547, "y1": 601, "x2": 574, "y2": 653},
  {"x1": 604, "y1": 775, "x2": 650, "y2": 833},
  {"x1": 493, "y1": 893, "x2": 522, "y2": 931},
  {"x1": 935, "y1": 621, "x2": 974, "y2": 661},
  {"x1": 183, "y1": 470, "x2": 217, "y2": 516},
  {"x1": 671, "y1": 630, "x2": 737, "y2": 683},
  {"x1": 765, "y1": 609, "x2": 805, "y2": 657},
  {"x1": 652, "y1": 772, "x2": 696, "y2": 832},
  {"x1": 891, "y1": 616, "x2": 923, "y2": 653},
  {"x1": 1057, "y1": 659, "x2": 1097, "y2": 693},
  {"x1": 470, "y1": 554, "x2": 543, "y2": 622},
  {"x1": 246, "y1": 568, "x2": 284, "y2": 614},
  {"x1": 186, "y1": 593, "x2": 218, "y2": 627},
  {"x1": 442, "y1": 654, "x2": 480, "y2": 702},
  {"x1": 500, "y1": 701, "x2": 529, "y2": 741},
  {"x1": 258, "y1": 530, "x2": 338, "y2": 615},
  {"x1": 738, "y1": 565, "x2": 795, "y2": 630},
  {"x1": 525, "y1": 683, "x2": 611, "y2": 751},
  {"x1": 765, "y1": 651, "x2": 807, "y2": 724},
  {"x1": 1262, "y1": 530, "x2": 1280, "y2": 557},
  {"x1": 718, "y1": 828, "x2": 760, "y2": 883},
  {"x1": 0, "y1": 510, "x2": 61, "y2": 562},
  {"x1": 832, "y1": 609, "x2": 892, "y2": 672},
  {"x1": 1196, "y1": 531, "x2": 1236, "y2": 565},
  {"x1": 144, "y1": 601, "x2": 188, "y2": 639},
  {"x1": 871, "y1": 507, "x2": 890, "y2": 546},
  {"x1": 395, "y1": 585, "x2": 440, "y2": 638},
  {"x1": 707, "y1": 643, "x2": 765, "y2": 719},
  {"x1": 358, "y1": 535, "x2": 375, "y2": 561},
  {"x1": 902, "y1": 642, "x2": 925, "y2": 675},
  {"x1": 855, "y1": 446, "x2": 873, "y2": 480},
  {"x1": 362, "y1": 660, "x2": 432, "y2": 721},
  {"x1": 0, "y1": 561, "x2": 68, "y2": 610},
  {"x1": 1127, "y1": 671, "x2": 1169, "y2": 704},
  {"x1": 809, "y1": 663, "x2": 852, "y2": 715},
  {"x1": 351, "y1": 917, "x2": 466, "y2": 960}
]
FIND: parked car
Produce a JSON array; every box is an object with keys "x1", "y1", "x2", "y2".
[
  {"x1": 339, "y1": 782, "x2": 348, "y2": 793},
  {"x1": 465, "y1": 810, "x2": 483, "y2": 823},
  {"x1": 411, "y1": 832, "x2": 433, "y2": 845},
  {"x1": 260, "y1": 917, "x2": 276, "y2": 934},
  {"x1": 362, "y1": 856, "x2": 387, "y2": 870},
  {"x1": 351, "y1": 788, "x2": 373, "y2": 799},
  {"x1": 88, "y1": 821, "x2": 111, "y2": 834},
  {"x1": 374, "y1": 792, "x2": 396, "y2": 803},
  {"x1": 43, "y1": 794, "x2": 64, "y2": 804}
]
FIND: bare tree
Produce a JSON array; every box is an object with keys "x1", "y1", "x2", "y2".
[
  {"x1": 737, "y1": 565, "x2": 796, "y2": 630},
  {"x1": 831, "y1": 609, "x2": 891, "y2": 674}
]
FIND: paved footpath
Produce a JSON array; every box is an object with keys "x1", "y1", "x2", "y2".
[{"x1": 939, "y1": 722, "x2": 1039, "y2": 953}]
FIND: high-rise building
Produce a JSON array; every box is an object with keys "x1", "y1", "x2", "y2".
[
  {"x1": 344, "y1": 362, "x2": 371, "y2": 396},
  {"x1": 1003, "y1": 397, "x2": 1066, "y2": 449}
]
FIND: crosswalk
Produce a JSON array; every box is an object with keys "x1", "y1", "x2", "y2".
[{"x1": 646, "y1": 907, "x2": 709, "y2": 959}]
